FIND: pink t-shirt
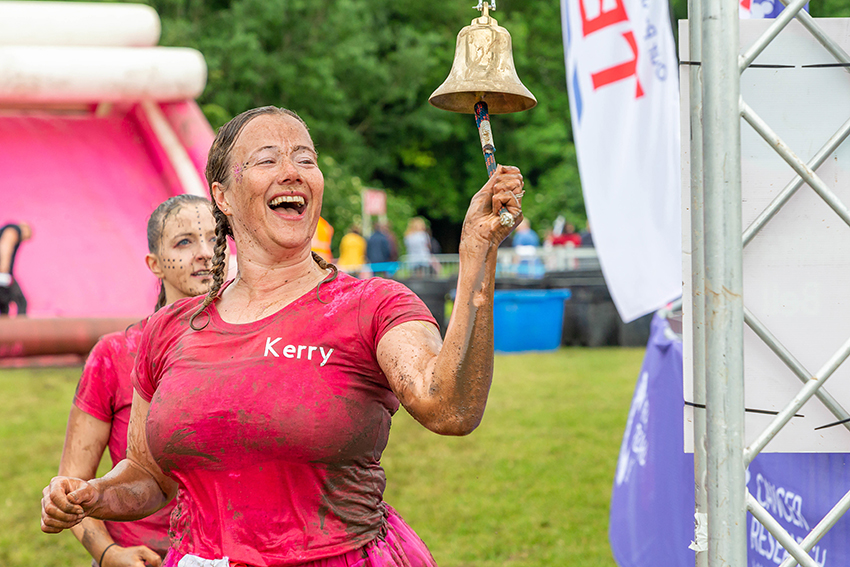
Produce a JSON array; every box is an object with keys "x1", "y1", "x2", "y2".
[
  {"x1": 133, "y1": 274, "x2": 437, "y2": 566},
  {"x1": 74, "y1": 323, "x2": 174, "y2": 556}
]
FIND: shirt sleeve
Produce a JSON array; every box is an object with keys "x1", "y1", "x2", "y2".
[
  {"x1": 360, "y1": 278, "x2": 438, "y2": 350},
  {"x1": 74, "y1": 336, "x2": 119, "y2": 422},
  {"x1": 131, "y1": 316, "x2": 160, "y2": 403}
]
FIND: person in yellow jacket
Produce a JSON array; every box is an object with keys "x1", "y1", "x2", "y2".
[
  {"x1": 311, "y1": 216, "x2": 334, "y2": 263},
  {"x1": 337, "y1": 226, "x2": 367, "y2": 273}
]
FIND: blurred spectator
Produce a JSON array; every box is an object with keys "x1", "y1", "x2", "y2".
[
  {"x1": 404, "y1": 217, "x2": 433, "y2": 276},
  {"x1": 512, "y1": 219, "x2": 543, "y2": 277},
  {"x1": 545, "y1": 215, "x2": 579, "y2": 247},
  {"x1": 367, "y1": 222, "x2": 392, "y2": 263},
  {"x1": 0, "y1": 221, "x2": 32, "y2": 316},
  {"x1": 561, "y1": 223, "x2": 582, "y2": 247},
  {"x1": 512, "y1": 218, "x2": 540, "y2": 247},
  {"x1": 311, "y1": 216, "x2": 334, "y2": 263},
  {"x1": 580, "y1": 221, "x2": 594, "y2": 247},
  {"x1": 386, "y1": 223, "x2": 399, "y2": 262},
  {"x1": 337, "y1": 225, "x2": 367, "y2": 273},
  {"x1": 429, "y1": 229, "x2": 442, "y2": 255},
  {"x1": 367, "y1": 221, "x2": 395, "y2": 276}
]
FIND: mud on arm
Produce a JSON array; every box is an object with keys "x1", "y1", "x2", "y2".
[{"x1": 377, "y1": 165, "x2": 523, "y2": 436}]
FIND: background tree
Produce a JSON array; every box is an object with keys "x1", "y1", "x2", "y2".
[
  {"x1": 136, "y1": 0, "x2": 580, "y2": 252},
  {"x1": 72, "y1": 0, "x2": 850, "y2": 252}
]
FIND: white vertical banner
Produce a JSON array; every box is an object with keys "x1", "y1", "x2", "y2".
[{"x1": 560, "y1": 0, "x2": 682, "y2": 322}]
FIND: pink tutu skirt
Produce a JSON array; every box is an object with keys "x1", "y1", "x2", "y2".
[{"x1": 162, "y1": 505, "x2": 438, "y2": 567}]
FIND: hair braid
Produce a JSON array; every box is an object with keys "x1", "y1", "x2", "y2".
[
  {"x1": 189, "y1": 207, "x2": 231, "y2": 330},
  {"x1": 154, "y1": 281, "x2": 167, "y2": 312},
  {"x1": 312, "y1": 252, "x2": 338, "y2": 304}
]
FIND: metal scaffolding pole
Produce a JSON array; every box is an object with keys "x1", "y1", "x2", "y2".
[
  {"x1": 701, "y1": 0, "x2": 745, "y2": 562},
  {"x1": 687, "y1": 0, "x2": 707, "y2": 564}
]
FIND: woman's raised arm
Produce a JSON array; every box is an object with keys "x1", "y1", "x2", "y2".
[{"x1": 378, "y1": 164, "x2": 523, "y2": 435}]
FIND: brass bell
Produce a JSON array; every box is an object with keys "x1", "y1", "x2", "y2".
[{"x1": 429, "y1": 2, "x2": 537, "y2": 115}]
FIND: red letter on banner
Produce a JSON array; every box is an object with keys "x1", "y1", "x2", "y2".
[
  {"x1": 590, "y1": 31, "x2": 644, "y2": 98},
  {"x1": 579, "y1": 0, "x2": 629, "y2": 37}
]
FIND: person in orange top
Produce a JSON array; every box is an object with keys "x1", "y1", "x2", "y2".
[{"x1": 311, "y1": 216, "x2": 334, "y2": 263}]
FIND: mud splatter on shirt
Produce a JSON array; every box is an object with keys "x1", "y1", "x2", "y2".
[{"x1": 133, "y1": 273, "x2": 436, "y2": 565}]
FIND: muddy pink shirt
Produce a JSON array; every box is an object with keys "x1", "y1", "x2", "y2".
[
  {"x1": 132, "y1": 274, "x2": 436, "y2": 566},
  {"x1": 75, "y1": 323, "x2": 174, "y2": 556}
]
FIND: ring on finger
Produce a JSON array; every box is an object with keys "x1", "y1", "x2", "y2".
[{"x1": 499, "y1": 209, "x2": 516, "y2": 227}]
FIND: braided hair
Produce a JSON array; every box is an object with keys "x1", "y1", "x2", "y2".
[
  {"x1": 189, "y1": 106, "x2": 336, "y2": 330},
  {"x1": 146, "y1": 194, "x2": 212, "y2": 312}
]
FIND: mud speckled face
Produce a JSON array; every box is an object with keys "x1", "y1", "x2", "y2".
[
  {"x1": 222, "y1": 114, "x2": 324, "y2": 257},
  {"x1": 155, "y1": 204, "x2": 217, "y2": 300}
]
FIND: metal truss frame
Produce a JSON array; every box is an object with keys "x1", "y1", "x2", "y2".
[{"x1": 687, "y1": 1, "x2": 850, "y2": 566}]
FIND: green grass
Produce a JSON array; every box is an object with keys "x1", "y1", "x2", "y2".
[{"x1": 0, "y1": 348, "x2": 644, "y2": 567}]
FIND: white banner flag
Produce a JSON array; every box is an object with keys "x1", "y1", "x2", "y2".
[{"x1": 561, "y1": 0, "x2": 681, "y2": 322}]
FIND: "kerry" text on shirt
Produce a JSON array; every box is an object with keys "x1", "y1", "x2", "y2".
[{"x1": 264, "y1": 338, "x2": 334, "y2": 366}]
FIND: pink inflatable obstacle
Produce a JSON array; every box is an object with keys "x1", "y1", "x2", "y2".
[{"x1": 0, "y1": 1, "x2": 214, "y2": 354}]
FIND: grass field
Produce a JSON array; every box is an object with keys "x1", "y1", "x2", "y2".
[{"x1": 0, "y1": 348, "x2": 644, "y2": 567}]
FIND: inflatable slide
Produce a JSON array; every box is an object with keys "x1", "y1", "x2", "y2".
[{"x1": 0, "y1": 1, "x2": 214, "y2": 355}]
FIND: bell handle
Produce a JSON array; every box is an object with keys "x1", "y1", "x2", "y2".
[{"x1": 474, "y1": 100, "x2": 513, "y2": 227}]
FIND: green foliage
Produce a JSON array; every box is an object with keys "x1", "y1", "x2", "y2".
[
  {"x1": 318, "y1": 155, "x2": 415, "y2": 254},
  {"x1": 70, "y1": 0, "x2": 850, "y2": 243},
  {"x1": 3, "y1": 347, "x2": 644, "y2": 566},
  {"x1": 133, "y1": 0, "x2": 582, "y2": 243}
]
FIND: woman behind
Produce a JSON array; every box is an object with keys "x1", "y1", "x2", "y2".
[
  {"x1": 336, "y1": 225, "x2": 366, "y2": 274},
  {"x1": 58, "y1": 195, "x2": 219, "y2": 567},
  {"x1": 41, "y1": 106, "x2": 525, "y2": 567},
  {"x1": 403, "y1": 216, "x2": 433, "y2": 275}
]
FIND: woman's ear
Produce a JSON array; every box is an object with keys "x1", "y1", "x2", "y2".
[
  {"x1": 212, "y1": 181, "x2": 231, "y2": 216},
  {"x1": 146, "y1": 253, "x2": 164, "y2": 280}
]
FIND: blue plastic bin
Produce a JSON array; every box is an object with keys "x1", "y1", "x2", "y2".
[{"x1": 493, "y1": 289, "x2": 571, "y2": 353}]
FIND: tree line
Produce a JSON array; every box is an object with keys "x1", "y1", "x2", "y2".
[
  {"x1": 119, "y1": 0, "x2": 577, "y2": 252},
  {"x1": 96, "y1": 0, "x2": 846, "y2": 252}
]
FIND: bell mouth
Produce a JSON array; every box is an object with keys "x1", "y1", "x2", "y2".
[
  {"x1": 427, "y1": 9, "x2": 537, "y2": 115},
  {"x1": 429, "y1": 90, "x2": 537, "y2": 115}
]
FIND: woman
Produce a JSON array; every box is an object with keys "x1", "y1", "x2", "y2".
[
  {"x1": 403, "y1": 217, "x2": 433, "y2": 275},
  {"x1": 58, "y1": 194, "x2": 219, "y2": 567},
  {"x1": 41, "y1": 106, "x2": 525, "y2": 567},
  {"x1": 336, "y1": 225, "x2": 366, "y2": 274}
]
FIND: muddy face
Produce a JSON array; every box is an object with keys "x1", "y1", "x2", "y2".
[
  {"x1": 152, "y1": 204, "x2": 218, "y2": 300},
  {"x1": 218, "y1": 114, "x2": 324, "y2": 260}
]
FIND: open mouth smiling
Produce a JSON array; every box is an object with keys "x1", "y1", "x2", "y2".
[
  {"x1": 192, "y1": 269, "x2": 212, "y2": 278},
  {"x1": 268, "y1": 194, "x2": 307, "y2": 216}
]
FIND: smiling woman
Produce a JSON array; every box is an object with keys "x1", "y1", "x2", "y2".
[{"x1": 41, "y1": 106, "x2": 527, "y2": 567}]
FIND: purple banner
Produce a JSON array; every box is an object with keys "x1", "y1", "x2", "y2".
[{"x1": 609, "y1": 314, "x2": 849, "y2": 567}]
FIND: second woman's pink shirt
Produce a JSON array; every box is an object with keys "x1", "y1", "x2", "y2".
[{"x1": 75, "y1": 323, "x2": 174, "y2": 556}]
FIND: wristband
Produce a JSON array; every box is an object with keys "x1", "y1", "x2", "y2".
[
  {"x1": 0, "y1": 273, "x2": 11, "y2": 287},
  {"x1": 99, "y1": 543, "x2": 117, "y2": 567}
]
